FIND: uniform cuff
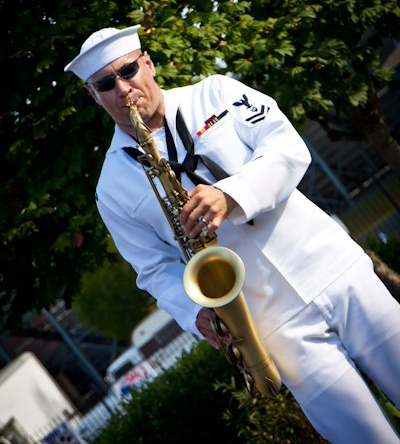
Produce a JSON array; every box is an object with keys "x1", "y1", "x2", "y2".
[{"x1": 214, "y1": 177, "x2": 257, "y2": 224}]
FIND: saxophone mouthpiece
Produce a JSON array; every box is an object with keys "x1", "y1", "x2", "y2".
[{"x1": 126, "y1": 94, "x2": 142, "y2": 107}]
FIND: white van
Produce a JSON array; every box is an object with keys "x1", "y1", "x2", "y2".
[
  {"x1": 106, "y1": 310, "x2": 197, "y2": 397},
  {"x1": 131, "y1": 309, "x2": 198, "y2": 372},
  {"x1": 105, "y1": 347, "x2": 157, "y2": 397}
]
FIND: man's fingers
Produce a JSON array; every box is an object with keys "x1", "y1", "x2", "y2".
[
  {"x1": 196, "y1": 308, "x2": 215, "y2": 334},
  {"x1": 196, "y1": 308, "x2": 220, "y2": 349},
  {"x1": 204, "y1": 335, "x2": 221, "y2": 350},
  {"x1": 195, "y1": 308, "x2": 231, "y2": 350},
  {"x1": 205, "y1": 214, "x2": 222, "y2": 235},
  {"x1": 180, "y1": 185, "x2": 229, "y2": 236},
  {"x1": 179, "y1": 193, "x2": 199, "y2": 226}
]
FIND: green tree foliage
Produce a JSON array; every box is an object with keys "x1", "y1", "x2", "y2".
[
  {"x1": 220, "y1": 0, "x2": 400, "y2": 170},
  {"x1": 72, "y1": 255, "x2": 154, "y2": 340},
  {"x1": 0, "y1": 0, "x2": 130, "y2": 328},
  {"x1": 1, "y1": 0, "x2": 399, "y2": 328}
]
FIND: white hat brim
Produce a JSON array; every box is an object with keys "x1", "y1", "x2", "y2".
[{"x1": 64, "y1": 25, "x2": 141, "y2": 80}]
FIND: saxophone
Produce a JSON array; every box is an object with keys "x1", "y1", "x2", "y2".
[{"x1": 127, "y1": 96, "x2": 281, "y2": 396}]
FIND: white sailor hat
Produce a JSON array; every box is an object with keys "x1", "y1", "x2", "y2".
[{"x1": 64, "y1": 25, "x2": 141, "y2": 80}]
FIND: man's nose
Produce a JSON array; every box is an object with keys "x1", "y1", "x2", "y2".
[{"x1": 115, "y1": 76, "x2": 133, "y2": 95}]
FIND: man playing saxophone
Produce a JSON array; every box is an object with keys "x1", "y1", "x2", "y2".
[{"x1": 65, "y1": 25, "x2": 400, "y2": 443}]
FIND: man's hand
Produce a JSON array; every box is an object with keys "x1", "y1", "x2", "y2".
[
  {"x1": 180, "y1": 185, "x2": 238, "y2": 237},
  {"x1": 195, "y1": 308, "x2": 220, "y2": 349}
]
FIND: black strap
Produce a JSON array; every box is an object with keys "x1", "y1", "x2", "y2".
[
  {"x1": 123, "y1": 146, "x2": 150, "y2": 166},
  {"x1": 165, "y1": 109, "x2": 231, "y2": 186},
  {"x1": 123, "y1": 109, "x2": 230, "y2": 186}
]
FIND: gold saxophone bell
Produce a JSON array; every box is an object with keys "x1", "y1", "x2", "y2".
[{"x1": 184, "y1": 246, "x2": 281, "y2": 397}]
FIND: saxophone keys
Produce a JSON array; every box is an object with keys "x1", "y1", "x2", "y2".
[
  {"x1": 265, "y1": 378, "x2": 279, "y2": 396},
  {"x1": 213, "y1": 317, "x2": 229, "y2": 336},
  {"x1": 229, "y1": 344, "x2": 242, "y2": 362},
  {"x1": 238, "y1": 366, "x2": 255, "y2": 394},
  {"x1": 244, "y1": 372, "x2": 254, "y2": 385}
]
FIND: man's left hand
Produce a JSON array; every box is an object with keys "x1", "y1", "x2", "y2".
[{"x1": 180, "y1": 185, "x2": 238, "y2": 237}]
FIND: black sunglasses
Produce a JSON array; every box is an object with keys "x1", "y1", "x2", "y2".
[{"x1": 86, "y1": 53, "x2": 143, "y2": 92}]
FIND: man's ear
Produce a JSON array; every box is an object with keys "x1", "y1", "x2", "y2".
[
  {"x1": 142, "y1": 51, "x2": 156, "y2": 78},
  {"x1": 84, "y1": 84, "x2": 100, "y2": 104}
]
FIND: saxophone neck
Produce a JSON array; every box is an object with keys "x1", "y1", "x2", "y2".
[{"x1": 126, "y1": 97, "x2": 153, "y2": 144}]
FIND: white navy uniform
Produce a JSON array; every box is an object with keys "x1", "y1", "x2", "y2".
[{"x1": 96, "y1": 75, "x2": 400, "y2": 443}]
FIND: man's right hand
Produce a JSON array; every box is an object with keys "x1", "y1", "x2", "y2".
[{"x1": 195, "y1": 307, "x2": 221, "y2": 349}]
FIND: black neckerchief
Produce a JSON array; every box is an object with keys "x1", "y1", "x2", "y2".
[
  {"x1": 123, "y1": 109, "x2": 229, "y2": 185},
  {"x1": 123, "y1": 109, "x2": 253, "y2": 225}
]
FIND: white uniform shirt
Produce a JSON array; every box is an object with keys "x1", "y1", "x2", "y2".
[{"x1": 96, "y1": 75, "x2": 363, "y2": 337}]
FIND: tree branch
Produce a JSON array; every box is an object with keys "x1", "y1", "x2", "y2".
[{"x1": 306, "y1": 110, "x2": 363, "y2": 142}]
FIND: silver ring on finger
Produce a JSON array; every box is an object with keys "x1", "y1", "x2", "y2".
[{"x1": 198, "y1": 215, "x2": 209, "y2": 225}]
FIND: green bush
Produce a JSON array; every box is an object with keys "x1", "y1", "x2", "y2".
[
  {"x1": 93, "y1": 341, "x2": 330, "y2": 444},
  {"x1": 366, "y1": 374, "x2": 400, "y2": 434},
  {"x1": 217, "y1": 381, "x2": 329, "y2": 444},
  {"x1": 93, "y1": 341, "x2": 243, "y2": 444}
]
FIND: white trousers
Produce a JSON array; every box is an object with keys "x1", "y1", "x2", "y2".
[{"x1": 264, "y1": 253, "x2": 400, "y2": 444}]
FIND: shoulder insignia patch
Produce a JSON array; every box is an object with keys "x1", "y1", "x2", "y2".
[{"x1": 233, "y1": 94, "x2": 270, "y2": 124}]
